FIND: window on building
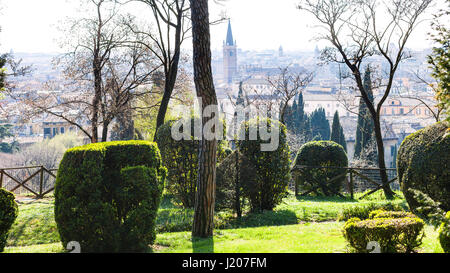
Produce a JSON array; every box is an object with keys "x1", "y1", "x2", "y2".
[
  {"x1": 61, "y1": 127, "x2": 65, "y2": 134},
  {"x1": 416, "y1": 108, "x2": 421, "y2": 115},
  {"x1": 400, "y1": 108, "x2": 404, "y2": 115},
  {"x1": 44, "y1": 128, "x2": 51, "y2": 135}
]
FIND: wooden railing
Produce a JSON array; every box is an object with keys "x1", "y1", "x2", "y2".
[
  {"x1": 0, "y1": 166, "x2": 58, "y2": 198},
  {"x1": 291, "y1": 165, "x2": 399, "y2": 200}
]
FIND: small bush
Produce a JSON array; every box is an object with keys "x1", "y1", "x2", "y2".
[
  {"x1": 397, "y1": 122, "x2": 450, "y2": 213},
  {"x1": 369, "y1": 209, "x2": 416, "y2": 219},
  {"x1": 439, "y1": 211, "x2": 450, "y2": 253},
  {"x1": 338, "y1": 202, "x2": 407, "y2": 221},
  {"x1": 343, "y1": 215, "x2": 425, "y2": 253},
  {"x1": 55, "y1": 141, "x2": 166, "y2": 253},
  {"x1": 294, "y1": 141, "x2": 348, "y2": 196},
  {"x1": 0, "y1": 189, "x2": 18, "y2": 252},
  {"x1": 155, "y1": 117, "x2": 228, "y2": 208},
  {"x1": 237, "y1": 118, "x2": 291, "y2": 212}
]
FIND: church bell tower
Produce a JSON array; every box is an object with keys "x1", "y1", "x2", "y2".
[{"x1": 223, "y1": 20, "x2": 237, "y2": 85}]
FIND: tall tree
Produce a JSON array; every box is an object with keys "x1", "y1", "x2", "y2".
[
  {"x1": 331, "y1": 111, "x2": 347, "y2": 152},
  {"x1": 124, "y1": 0, "x2": 190, "y2": 137},
  {"x1": 428, "y1": 0, "x2": 450, "y2": 122},
  {"x1": 10, "y1": 0, "x2": 158, "y2": 143},
  {"x1": 190, "y1": 0, "x2": 218, "y2": 238},
  {"x1": 299, "y1": 0, "x2": 432, "y2": 198},
  {"x1": 310, "y1": 108, "x2": 330, "y2": 141},
  {"x1": 354, "y1": 66, "x2": 376, "y2": 162}
]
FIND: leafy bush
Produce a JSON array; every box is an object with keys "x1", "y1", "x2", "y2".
[
  {"x1": 338, "y1": 202, "x2": 407, "y2": 221},
  {"x1": 0, "y1": 189, "x2": 18, "y2": 252},
  {"x1": 397, "y1": 122, "x2": 450, "y2": 213},
  {"x1": 343, "y1": 215, "x2": 425, "y2": 253},
  {"x1": 216, "y1": 151, "x2": 256, "y2": 215},
  {"x1": 54, "y1": 141, "x2": 166, "y2": 253},
  {"x1": 369, "y1": 209, "x2": 415, "y2": 219},
  {"x1": 237, "y1": 118, "x2": 291, "y2": 212},
  {"x1": 439, "y1": 212, "x2": 450, "y2": 253},
  {"x1": 293, "y1": 141, "x2": 348, "y2": 196},
  {"x1": 155, "y1": 117, "x2": 228, "y2": 208}
]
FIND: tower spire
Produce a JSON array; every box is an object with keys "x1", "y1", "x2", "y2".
[{"x1": 226, "y1": 19, "x2": 234, "y2": 46}]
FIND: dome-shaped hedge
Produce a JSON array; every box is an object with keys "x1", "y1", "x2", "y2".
[
  {"x1": 54, "y1": 141, "x2": 166, "y2": 253},
  {"x1": 397, "y1": 122, "x2": 450, "y2": 213},
  {"x1": 0, "y1": 189, "x2": 18, "y2": 252},
  {"x1": 294, "y1": 141, "x2": 348, "y2": 196}
]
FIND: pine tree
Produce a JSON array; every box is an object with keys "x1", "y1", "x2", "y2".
[
  {"x1": 310, "y1": 108, "x2": 330, "y2": 140},
  {"x1": 354, "y1": 66, "x2": 377, "y2": 164},
  {"x1": 331, "y1": 111, "x2": 347, "y2": 152}
]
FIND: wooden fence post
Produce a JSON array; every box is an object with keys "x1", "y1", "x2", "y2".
[
  {"x1": 0, "y1": 169, "x2": 3, "y2": 189},
  {"x1": 39, "y1": 166, "x2": 44, "y2": 199},
  {"x1": 349, "y1": 170, "x2": 354, "y2": 200}
]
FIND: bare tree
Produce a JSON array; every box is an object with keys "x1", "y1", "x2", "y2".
[
  {"x1": 190, "y1": 0, "x2": 218, "y2": 238},
  {"x1": 121, "y1": 0, "x2": 191, "y2": 139},
  {"x1": 267, "y1": 66, "x2": 313, "y2": 124},
  {"x1": 299, "y1": 0, "x2": 433, "y2": 198},
  {"x1": 8, "y1": 0, "x2": 159, "y2": 143}
]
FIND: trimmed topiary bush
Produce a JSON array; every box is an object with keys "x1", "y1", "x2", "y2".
[
  {"x1": 155, "y1": 117, "x2": 228, "y2": 208},
  {"x1": 237, "y1": 117, "x2": 291, "y2": 212},
  {"x1": 397, "y1": 122, "x2": 450, "y2": 213},
  {"x1": 294, "y1": 141, "x2": 348, "y2": 196},
  {"x1": 343, "y1": 214, "x2": 425, "y2": 253},
  {"x1": 0, "y1": 189, "x2": 18, "y2": 252},
  {"x1": 439, "y1": 211, "x2": 450, "y2": 253},
  {"x1": 54, "y1": 141, "x2": 166, "y2": 253}
]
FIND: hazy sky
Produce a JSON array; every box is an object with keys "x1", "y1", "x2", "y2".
[{"x1": 0, "y1": 0, "x2": 443, "y2": 53}]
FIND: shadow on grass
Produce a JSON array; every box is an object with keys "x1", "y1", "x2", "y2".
[
  {"x1": 295, "y1": 195, "x2": 357, "y2": 203},
  {"x1": 192, "y1": 237, "x2": 214, "y2": 253},
  {"x1": 224, "y1": 209, "x2": 299, "y2": 229}
]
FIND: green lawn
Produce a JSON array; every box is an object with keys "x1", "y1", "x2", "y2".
[
  {"x1": 3, "y1": 191, "x2": 443, "y2": 253},
  {"x1": 5, "y1": 222, "x2": 443, "y2": 253}
]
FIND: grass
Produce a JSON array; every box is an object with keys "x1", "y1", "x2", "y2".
[
  {"x1": 3, "y1": 190, "x2": 443, "y2": 253},
  {"x1": 4, "y1": 222, "x2": 443, "y2": 253}
]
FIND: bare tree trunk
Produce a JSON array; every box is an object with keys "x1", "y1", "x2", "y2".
[
  {"x1": 373, "y1": 116, "x2": 395, "y2": 199},
  {"x1": 190, "y1": 0, "x2": 218, "y2": 238},
  {"x1": 92, "y1": 67, "x2": 101, "y2": 143}
]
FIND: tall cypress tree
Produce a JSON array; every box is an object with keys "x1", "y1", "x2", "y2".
[
  {"x1": 310, "y1": 107, "x2": 330, "y2": 140},
  {"x1": 354, "y1": 66, "x2": 377, "y2": 164},
  {"x1": 331, "y1": 111, "x2": 347, "y2": 152}
]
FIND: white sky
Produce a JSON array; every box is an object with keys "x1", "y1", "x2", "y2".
[{"x1": 0, "y1": 0, "x2": 443, "y2": 53}]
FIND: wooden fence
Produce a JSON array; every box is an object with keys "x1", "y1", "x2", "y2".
[
  {"x1": 291, "y1": 165, "x2": 399, "y2": 200},
  {"x1": 0, "y1": 166, "x2": 58, "y2": 198}
]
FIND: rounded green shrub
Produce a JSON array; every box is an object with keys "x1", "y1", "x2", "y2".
[
  {"x1": 237, "y1": 117, "x2": 291, "y2": 212},
  {"x1": 54, "y1": 141, "x2": 166, "y2": 253},
  {"x1": 0, "y1": 189, "x2": 18, "y2": 252},
  {"x1": 343, "y1": 214, "x2": 425, "y2": 253},
  {"x1": 155, "y1": 117, "x2": 228, "y2": 208},
  {"x1": 439, "y1": 211, "x2": 450, "y2": 253},
  {"x1": 397, "y1": 122, "x2": 450, "y2": 213},
  {"x1": 294, "y1": 141, "x2": 348, "y2": 196}
]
